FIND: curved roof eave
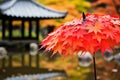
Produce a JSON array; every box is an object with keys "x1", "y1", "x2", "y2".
[
  {"x1": 31, "y1": 0, "x2": 68, "y2": 15},
  {"x1": 0, "y1": 0, "x2": 17, "y2": 10},
  {"x1": 2, "y1": 13, "x2": 68, "y2": 20},
  {"x1": 0, "y1": 0, "x2": 68, "y2": 19}
]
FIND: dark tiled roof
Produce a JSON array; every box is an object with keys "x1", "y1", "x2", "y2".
[{"x1": 0, "y1": 0, "x2": 68, "y2": 19}]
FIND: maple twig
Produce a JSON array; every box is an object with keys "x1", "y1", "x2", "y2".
[
  {"x1": 112, "y1": 0, "x2": 120, "y2": 16},
  {"x1": 93, "y1": 56, "x2": 97, "y2": 80},
  {"x1": 82, "y1": 12, "x2": 86, "y2": 21}
]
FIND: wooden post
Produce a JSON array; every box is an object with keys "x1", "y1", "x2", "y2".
[
  {"x1": 36, "y1": 54, "x2": 39, "y2": 68},
  {"x1": 2, "y1": 19, "x2": 5, "y2": 39},
  {"x1": 21, "y1": 54, "x2": 25, "y2": 66},
  {"x1": 9, "y1": 20, "x2": 12, "y2": 40},
  {"x1": 29, "y1": 20, "x2": 32, "y2": 38},
  {"x1": 36, "y1": 20, "x2": 39, "y2": 68},
  {"x1": 2, "y1": 58, "x2": 5, "y2": 68},
  {"x1": 21, "y1": 20, "x2": 25, "y2": 39},
  {"x1": 29, "y1": 54, "x2": 32, "y2": 67},
  {"x1": 36, "y1": 20, "x2": 39, "y2": 40},
  {"x1": 9, "y1": 55, "x2": 12, "y2": 67}
]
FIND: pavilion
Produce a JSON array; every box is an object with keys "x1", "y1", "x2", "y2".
[
  {"x1": 0, "y1": 0, "x2": 67, "y2": 41},
  {"x1": 0, "y1": 0, "x2": 67, "y2": 79}
]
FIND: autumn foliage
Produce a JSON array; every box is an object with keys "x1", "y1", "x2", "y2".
[
  {"x1": 37, "y1": 0, "x2": 91, "y2": 27},
  {"x1": 91, "y1": 0, "x2": 120, "y2": 16},
  {"x1": 41, "y1": 14, "x2": 120, "y2": 56}
]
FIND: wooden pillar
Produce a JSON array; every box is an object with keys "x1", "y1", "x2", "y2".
[
  {"x1": 35, "y1": 20, "x2": 40, "y2": 68},
  {"x1": 2, "y1": 58, "x2": 5, "y2": 68},
  {"x1": 36, "y1": 20, "x2": 39, "y2": 40},
  {"x1": 21, "y1": 54, "x2": 25, "y2": 66},
  {"x1": 29, "y1": 20, "x2": 32, "y2": 38},
  {"x1": 9, "y1": 55, "x2": 12, "y2": 67},
  {"x1": 8, "y1": 20, "x2": 12, "y2": 40},
  {"x1": 21, "y1": 20, "x2": 25, "y2": 39},
  {"x1": 29, "y1": 55, "x2": 32, "y2": 66},
  {"x1": 2, "y1": 19, "x2": 5, "y2": 39},
  {"x1": 36, "y1": 54, "x2": 39, "y2": 68}
]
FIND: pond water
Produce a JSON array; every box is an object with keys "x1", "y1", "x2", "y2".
[
  {"x1": 5, "y1": 72, "x2": 67, "y2": 80},
  {"x1": 0, "y1": 67, "x2": 67, "y2": 80}
]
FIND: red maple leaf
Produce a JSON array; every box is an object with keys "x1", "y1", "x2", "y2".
[
  {"x1": 92, "y1": 32, "x2": 106, "y2": 42},
  {"x1": 88, "y1": 22, "x2": 103, "y2": 34},
  {"x1": 99, "y1": 39, "x2": 117, "y2": 55},
  {"x1": 102, "y1": 26, "x2": 116, "y2": 39}
]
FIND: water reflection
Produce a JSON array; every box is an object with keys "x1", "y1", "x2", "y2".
[
  {"x1": 5, "y1": 72, "x2": 67, "y2": 80},
  {"x1": 78, "y1": 51, "x2": 92, "y2": 67}
]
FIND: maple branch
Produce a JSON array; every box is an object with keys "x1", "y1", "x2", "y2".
[
  {"x1": 93, "y1": 56, "x2": 97, "y2": 80},
  {"x1": 112, "y1": 0, "x2": 120, "y2": 16},
  {"x1": 82, "y1": 12, "x2": 86, "y2": 21}
]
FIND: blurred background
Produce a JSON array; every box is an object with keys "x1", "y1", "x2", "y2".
[{"x1": 0, "y1": 0, "x2": 120, "y2": 80}]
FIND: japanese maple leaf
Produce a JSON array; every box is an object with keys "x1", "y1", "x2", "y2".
[
  {"x1": 114, "y1": 33, "x2": 120, "y2": 43},
  {"x1": 100, "y1": 39, "x2": 118, "y2": 54},
  {"x1": 92, "y1": 32, "x2": 106, "y2": 42},
  {"x1": 71, "y1": 37, "x2": 84, "y2": 51},
  {"x1": 41, "y1": 34, "x2": 54, "y2": 49},
  {"x1": 64, "y1": 45, "x2": 74, "y2": 57},
  {"x1": 82, "y1": 35, "x2": 99, "y2": 54},
  {"x1": 72, "y1": 28, "x2": 87, "y2": 38},
  {"x1": 64, "y1": 18, "x2": 82, "y2": 26},
  {"x1": 102, "y1": 27, "x2": 116, "y2": 39},
  {"x1": 52, "y1": 41, "x2": 63, "y2": 56},
  {"x1": 88, "y1": 22, "x2": 103, "y2": 34},
  {"x1": 110, "y1": 17, "x2": 120, "y2": 25}
]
